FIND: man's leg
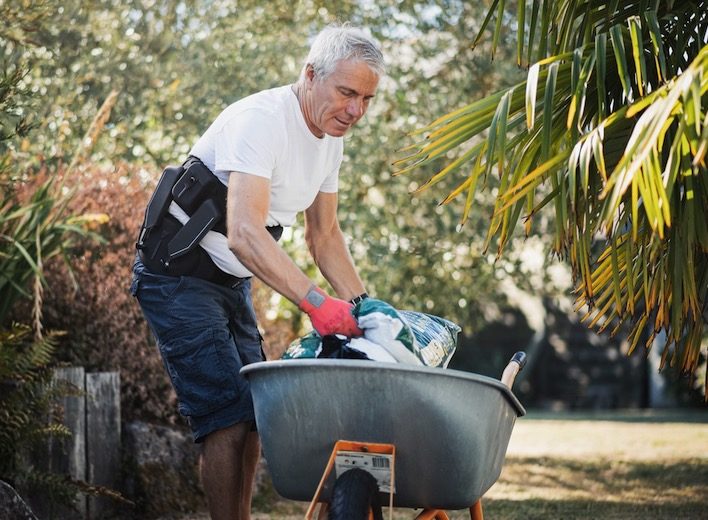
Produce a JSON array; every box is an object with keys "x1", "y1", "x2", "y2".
[
  {"x1": 201, "y1": 421, "x2": 254, "y2": 520},
  {"x1": 240, "y1": 431, "x2": 261, "y2": 519},
  {"x1": 133, "y1": 263, "x2": 262, "y2": 518}
]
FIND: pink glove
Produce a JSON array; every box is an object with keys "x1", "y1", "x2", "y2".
[{"x1": 298, "y1": 286, "x2": 363, "y2": 337}]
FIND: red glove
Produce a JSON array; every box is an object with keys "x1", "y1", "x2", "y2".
[{"x1": 298, "y1": 286, "x2": 363, "y2": 337}]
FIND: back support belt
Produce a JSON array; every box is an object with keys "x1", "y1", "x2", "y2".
[{"x1": 136, "y1": 156, "x2": 283, "y2": 287}]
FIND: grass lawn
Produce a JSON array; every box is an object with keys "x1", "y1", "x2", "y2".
[{"x1": 252, "y1": 409, "x2": 708, "y2": 519}]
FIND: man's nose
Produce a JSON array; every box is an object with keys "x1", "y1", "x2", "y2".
[{"x1": 345, "y1": 98, "x2": 364, "y2": 118}]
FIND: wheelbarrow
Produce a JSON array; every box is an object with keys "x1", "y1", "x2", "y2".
[{"x1": 241, "y1": 352, "x2": 526, "y2": 519}]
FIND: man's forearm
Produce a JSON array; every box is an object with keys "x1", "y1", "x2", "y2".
[
  {"x1": 308, "y1": 228, "x2": 365, "y2": 301},
  {"x1": 228, "y1": 224, "x2": 312, "y2": 304},
  {"x1": 226, "y1": 172, "x2": 316, "y2": 303}
]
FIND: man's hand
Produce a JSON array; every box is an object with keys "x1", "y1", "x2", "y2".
[{"x1": 298, "y1": 286, "x2": 363, "y2": 337}]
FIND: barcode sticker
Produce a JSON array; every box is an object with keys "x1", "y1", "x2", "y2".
[
  {"x1": 372, "y1": 456, "x2": 390, "y2": 468},
  {"x1": 334, "y1": 450, "x2": 395, "y2": 493}
]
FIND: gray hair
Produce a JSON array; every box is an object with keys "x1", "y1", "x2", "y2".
[{"x1": 302, "y1": 24, "x2": 385, "y2": 81}]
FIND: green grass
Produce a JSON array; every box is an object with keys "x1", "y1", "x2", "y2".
[{"x1": 252, "y1": 410, "x2": 708, "y2": 519}]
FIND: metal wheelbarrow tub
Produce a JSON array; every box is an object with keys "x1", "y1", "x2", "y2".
[{"x1": 241, "y1": 359, "x2": 525, "y2": 510}]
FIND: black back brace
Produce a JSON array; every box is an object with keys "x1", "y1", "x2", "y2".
[{"x1": 136, "y1": 156, "x2": 282, "y2": 282}]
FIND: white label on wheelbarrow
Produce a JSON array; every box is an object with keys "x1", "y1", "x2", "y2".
[{"x1": 335, "y1": 451, "x2": 395, "y2": 493}]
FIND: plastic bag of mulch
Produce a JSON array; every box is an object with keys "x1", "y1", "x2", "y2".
[
  {"x1": 399, "y1": 310, "x2": 461, "y2": 368},
  {"x1": 282, "y1": 298, "x2": 460, "y2": 368},
  {"x1": 281, "y1": 332, "x2": 397, "y2": 362},
  {"x1": 281, "y1": 331, "x2": 322, "y2": 359}
]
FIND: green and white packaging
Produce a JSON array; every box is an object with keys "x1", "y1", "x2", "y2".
[{"x1": 282, "y1": 298, "x2": 461, "y2": 368}]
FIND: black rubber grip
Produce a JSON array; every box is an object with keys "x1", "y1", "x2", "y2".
[{"x1": 511, "y1": 351, "x2": 527, "y2": 370}]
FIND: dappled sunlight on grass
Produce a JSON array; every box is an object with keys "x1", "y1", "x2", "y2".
[
  {"x1": 476, "y1": 411, "x2": 708, "y2": 518},
  {"x1": 505, "y1": 410, "x2": 707, "y2": 459},
  {"x1": 490, "y1": 457, "x2": 706, "y2": 504}
]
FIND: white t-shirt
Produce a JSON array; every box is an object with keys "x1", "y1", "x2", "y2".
[{"x1": 168, "y1": 85, "x2": 344, "y2": 278}]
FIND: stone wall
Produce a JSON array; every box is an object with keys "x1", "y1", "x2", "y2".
[{"x1": 120, "y1": 421, "x2": 204, "y2": 518}]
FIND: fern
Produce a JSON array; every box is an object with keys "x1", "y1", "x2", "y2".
[
  {"x1": 0, "y1": 325, "x2": 131, "y2": 509},
  {"x1": 0, "y1": 325, "x2": 78, "y2": 506}
]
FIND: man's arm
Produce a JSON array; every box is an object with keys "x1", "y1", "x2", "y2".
[
  {"x1": 304, "y1": 190, "x2": 366, "y2": 302},
  {"x1": 227, "y1": 172, "x2": 362, "y2": 337},
  {"x1": 226, "y1": 172, "x2": 312, "y2": 304}
]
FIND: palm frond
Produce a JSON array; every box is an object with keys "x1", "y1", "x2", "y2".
[{"x1": 396, "y1": 0, "x2": 708, "y2": 395}]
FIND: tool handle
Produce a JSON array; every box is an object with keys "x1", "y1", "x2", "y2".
[{"x1": 500, "y1": 351, "x2": 527, "y2": 389}]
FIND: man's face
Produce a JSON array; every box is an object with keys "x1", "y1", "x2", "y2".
[{"x1": 302, "y1": 59, "x2": 380, "y2": 138}]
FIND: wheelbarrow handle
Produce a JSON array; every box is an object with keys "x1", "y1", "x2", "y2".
[{"x1": 500, "y1": 351, "x2": 527, "y2": 389}]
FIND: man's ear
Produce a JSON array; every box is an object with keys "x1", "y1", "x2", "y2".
[{"x1": 305, "y1": 64, "x2": 316, "y2": 84}]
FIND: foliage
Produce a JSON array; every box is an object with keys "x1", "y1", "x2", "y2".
[
  {"x1": 0, "y1": 0, "x2": 130, "y2": 507},
  {"x1": 0, "y1": 324, "x2": 77, "y2": 505},
  {"x1": 0, "y1": 0, "x2": 46, "y2": 149},
  {"x1": 395, "y1": 0, "x2": 708, "y2": 392},
  {"x1": 5, "y1": 0, "x2": 556, "y2": 335},
  {"x1": 0, "y1": 0, "x2": 111, "y2": 334},
  {"x1": 4, "y1": 0, "x2": 327, "y2": 166},
  {"x1": 6, "y1": 0, "x2": 685, "y2": 430},
  {"x1": 0, "y1": 324, "x2": 130, "y2": 509},
  {"x1": 0, "y1": 166, "x2": 101, "y2": 334},
  {"x1": 0, "y1": 52, "x2": 33, "y2": 147}
]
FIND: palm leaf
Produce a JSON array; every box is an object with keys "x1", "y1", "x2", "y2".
[{"x1": 396, "y1": 0, "x2": 708, "y2": 396}]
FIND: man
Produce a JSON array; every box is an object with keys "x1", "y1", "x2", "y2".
[{"x1": 130, "y1": 25, "x2": 384, "y2": 519}]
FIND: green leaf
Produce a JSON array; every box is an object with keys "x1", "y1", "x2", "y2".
[
  {"x1": 471, "y1": 0, "x2": 501, "y2": 51},
  {"x1": 643, "y1": 9, "x2": 668, "y2": 83},
  {"x1": 517, "y1": 0, "x2": 526, "y2": 66},
  {"x1": 526, "y1": 62, "x2": 540, "y2": 129},
  {"x1": 492, "y1": 0, "x2": 506, "y2": 60},
  {"x1": 595, "y1": 32, "x2": 607, "y2": 119},
  {"x1": 628, "y1": 16, "x2": 648, "y2": 96},
  {"x1": 528, "y1": 0, "x2": 541, "y2": 65},
  {"x1": 539, "y1": 0, "x2": 553, "y2": 59},
  {"x1": 541, "y1": 62, "x2": 559, "y2": 161},
  {"x1": 610, "y1": 24, "x2": 633, "y2": 101},
  {"x1": 567, "y1": 51, "x2": 595, "y2": 129}
]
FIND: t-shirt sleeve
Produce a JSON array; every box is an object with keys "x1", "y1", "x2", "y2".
[
  {"x1": 213, "y1": 108, "x2": 283, "y2": 178},
  {"x1": 318, "y1": 140, "x2": 343, "y2": 193},
  {"x1": 318, "y1": 161, "x2": 340, "y2": 193}
]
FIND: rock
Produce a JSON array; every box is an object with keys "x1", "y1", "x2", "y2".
[
  {"x1": 120, "y1": 421, "x2": 270, "y2": 518},
  {"x1": 0, "y1": 480, "x2": 38, "y2": 520},
  {"x1": 122, "y1": 421, "x2": 204, "y2": 517}
]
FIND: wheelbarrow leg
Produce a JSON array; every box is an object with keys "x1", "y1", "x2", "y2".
[{"x1": 469, "y1": 499, "x2": 483, "y2": 520}]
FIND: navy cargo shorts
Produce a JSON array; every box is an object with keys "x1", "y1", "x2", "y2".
[{"x1": 130, "y1": 256, "x2": 264, "y2": 442}]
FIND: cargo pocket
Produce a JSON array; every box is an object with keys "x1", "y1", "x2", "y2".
[{"x1": 158, "y1": 326, "x2": 246, "y2": 417}]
